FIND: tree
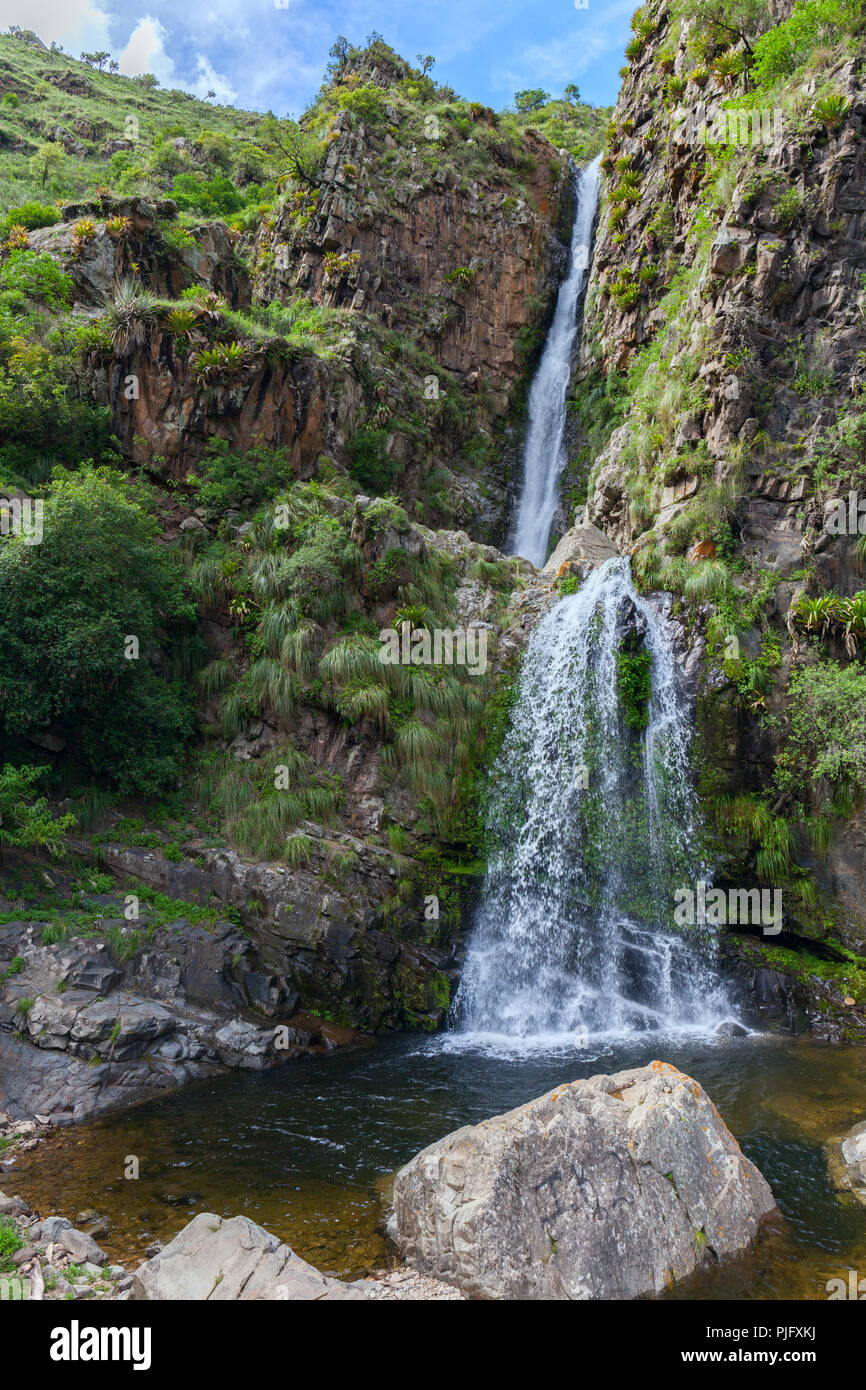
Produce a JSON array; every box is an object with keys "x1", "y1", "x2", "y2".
[
  {"x1": 676, "y1": 0, "x2": 771, "y2": 59},
  {"x1": 0, "y1": 467, "x2": 197, "y2": 795},
  {"x1": 563, "y1": 83, "x2": 581, "y2": 105},
  {"x1": 327, "y1": 35, "x2": 351, "y2": 79},
  {"x1": 515, "y1": 89, "x2": 551, "y2": 114},
  {"x1": 80, "y1": 50, "x2": 110, "y2": 69},
  {"x1": 416, "y1": 54, "x2": 436, "y2": 76},
  {"x1": 109, "y1": 59, "x2": 119, "y2": 73},
  {"x1": 0, "y1": 764, "x2": 74, "y2": 858},
  {"x1": 28, "y1": 141, "x2": 65, "y2": 189},
  {"x1": 260, "y1": 115, "x2": 323, "y2": 188}
]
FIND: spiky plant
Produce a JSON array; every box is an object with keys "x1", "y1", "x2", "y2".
[
  {"x1": 812, "y1": 93, "x2": 851, "y2": 133},
  {"x1": 712, "y1": 51, "x2": 742, "y2": 86},
  {"x1": 166, "y1": 306, "x2": 199, "y2": 335},
  {"x1": 395, "y1": 716, "x2": 441, "y2": 767},
  {"x1": 198, "y1": 658, "x2": 234, "y2": 699},
  {"x1": 106, "y1": 279, "x2": 159, "y2": 356}
]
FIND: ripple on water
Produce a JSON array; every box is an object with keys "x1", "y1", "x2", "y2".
[{"x1": 9, "y1": 1032, "x2": 866, "y2": 1294}]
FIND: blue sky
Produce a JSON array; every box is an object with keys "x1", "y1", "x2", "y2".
[{"x1": 1, "y1": 0, "x2": 633, "y2": 114}]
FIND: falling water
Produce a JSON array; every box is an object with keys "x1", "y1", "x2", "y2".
[
  {"x1": 453, "y1": 558, "x2": 730, "y2": 1046},
  {"x1": 511, "y1": 153, "x2": 602, "y2": 568}
]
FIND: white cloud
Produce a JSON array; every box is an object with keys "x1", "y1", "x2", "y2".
[
  {"x1": 117, "y1": 15, "x2": 176, "y2": 83},
  {"x1": 0, "y1": 0, "x2": 112, "y2": 52},
  {"x1": 191, "y1": 53, "x2": 237, "y2": 104}
]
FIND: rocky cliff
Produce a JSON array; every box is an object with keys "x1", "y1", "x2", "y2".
[{"x1": 569, "y1": 0, "x2": 866, "y2": 1035}]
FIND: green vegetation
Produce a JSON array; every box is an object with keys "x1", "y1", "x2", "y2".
[
  {"x1": 616, "y1": 648, "x2": 652, "y2": 731},
  {"x1": 0, "y1": 765, "x2": 73, "y2": 856},
  {"x1": 0, "y1": 467, "x2": 198, "y2": 794}
]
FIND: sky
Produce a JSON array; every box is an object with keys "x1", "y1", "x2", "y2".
[{"x1": 0, "y1": 0, "x2": 634, "y2": 115}]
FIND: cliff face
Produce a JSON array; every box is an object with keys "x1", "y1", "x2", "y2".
[
  {"x1": 259, "y1": 109, "x2": 573, "y2": 403},
  {"x1": 35, "y1": 102, "x2": 575, "y2": 539},
  {"x1": 566, "y1": 0, "x2": 866, "y2": 1034}
]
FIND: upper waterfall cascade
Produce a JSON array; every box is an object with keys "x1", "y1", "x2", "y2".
[{"x1": 511, "y1": 153, "x2": 602, "y2": 569}]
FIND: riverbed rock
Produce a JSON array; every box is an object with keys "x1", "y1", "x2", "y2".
[
  {"x1": 388, "y1": 1061, "x2": 776, "y2": 1300},
  {"x1": 131, "y1": 1213, "x2": 368, "y2": 1301},
  {"x1": 828, "y1": 1119, "x2": 866, "y2": 1206}
]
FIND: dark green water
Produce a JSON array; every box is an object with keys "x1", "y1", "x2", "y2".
[{"x1": 12, "y1": 1030, "x2": 866, "y2": 1298}]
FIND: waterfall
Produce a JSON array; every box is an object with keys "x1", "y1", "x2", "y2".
[
  {"x1": 453, "y1": 558, "x2": 730, "y2": 1046},
  {"x1": 511, "y1": 153, "x2": 602, "y2": 569}
]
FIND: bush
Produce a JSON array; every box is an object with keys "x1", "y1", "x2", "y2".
[
  {"x1": 189, "y1": 439, "x2": 295, "y2": 514},
  {"x1": 0, "y1": 467, "x2": 197, "y2": 795},
  {"x1": 170, "y1": 172, "x2": 244, "y2": 217},
  {"x1": 0, "y1": 202, "x2": 59, "y2": 240},
  {"x1": 335, "y1": 83, "x2": 388, "y2": 125},
  {"x1": 347, "y1": 427, "x2": 396, "y2": 494},
  {"x1": 774, "y1": 661, "x2": 866, "y2": 811}
]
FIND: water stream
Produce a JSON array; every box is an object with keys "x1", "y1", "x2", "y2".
[{"x1": 511, "y1": 152, "x2": 601, "y2": 567}]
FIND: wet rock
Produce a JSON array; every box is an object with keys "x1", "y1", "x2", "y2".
[
  {"x1": 541, "y1": 522, "x2": 619, "y2": 577},
  {"x1": 715, "y1": 1019, "x2": 749, "y2": 1039},
  {"x1": 389, "y1": 1062, "x2": 776, "y2": 1300}
]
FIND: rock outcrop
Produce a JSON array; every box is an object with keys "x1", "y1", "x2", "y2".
[
  {"x1": 541, "y1": 520, "x2": 619, "y2": 576},
  {"x1": 132, "y1": 1213, "x2": 368, "y2": 1300},
  {"x1": 388, "y1": 1062, "x2": 776, "y2": 1300}
]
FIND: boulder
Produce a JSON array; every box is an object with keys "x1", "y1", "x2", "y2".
[
  {"x1": 132, "y1": 1213, "x2": 368, "y2": 1300},
  {"x1": 828, "y1": 1119, "x2": 866, "y2": 1206},
  {"x1": 388, "y1": 1062, "x2": 776, "y2": 1300},
  {"x1": 541, "y1": 522, "x2": 619, "y2": 578},
  {"x1": 59, "y1": 1227, "x2": 107, "y2": 1265}
]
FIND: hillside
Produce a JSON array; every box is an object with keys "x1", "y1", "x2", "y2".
[
  {"x1": 0, "y1": 31, "x2": 608, "y2": 1054},
  {"x1": 2, "y1": 0, "x2": 866, "y2": 1096}
]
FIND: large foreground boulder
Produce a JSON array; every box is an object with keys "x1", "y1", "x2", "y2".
[
  {"x1": 132, "y1": 1214, "x2": 368, "y2": 1300},
  {"x1": 388, "y1": 1062, "x2": 776, "y2": 1300}
]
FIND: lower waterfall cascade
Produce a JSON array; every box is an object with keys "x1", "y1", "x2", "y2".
[{"x1": 453, "y1": 558, "x2": 732, "y2": 1046}]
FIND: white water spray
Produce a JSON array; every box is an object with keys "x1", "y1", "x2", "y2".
[
  {"x1": 453, "y1": 559, "x2": 730, "y2": 1047},
  {"x1": 511, "y1": 154, "x2": 602, "y2": 568}
]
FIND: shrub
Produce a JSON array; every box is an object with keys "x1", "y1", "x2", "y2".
[
  {"x1": 347, "y1": 427, "x2": 396, "y2": 494},
  {"x1": 0, "y1": 202, "x2": 59, "y2": 240},
  {"x1": 617, "y1": 648, "x2": 652, "y2": 730},
  {"x1": 189, "y1": 439, "x2": 294, "y2": 513},
  {"x1": 335, "y1": 83, "x2": 388, "y2": 125}
]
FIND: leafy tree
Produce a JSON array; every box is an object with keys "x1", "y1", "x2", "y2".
[
  {"x1": 416, "y1": 54, "x2": 436, "y2": 76},
  {"x1": 515, "y1": 89, "x2": 551, "y2": 113},
  {"x1": 0, "y1": 467, "x2": 197, "y2": 795},
  {"x1": 28, "y1": 141, "x2": 65, "y2": 189},
  {"x1": 327, "y1": 35, "x2": 351, "y2": 79},
  {"x1": 80, "y1": 50, "x2": 110, "y2": 70},
  {"x1": 0, "y1": 764, "x2": 74, "y2": 858},
  {"x1": 563, "y1": 84, "x2": 581, "y2": 105},
  {"x1": 260, "y1": 116, "x2": 323, "y2": 187}
]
